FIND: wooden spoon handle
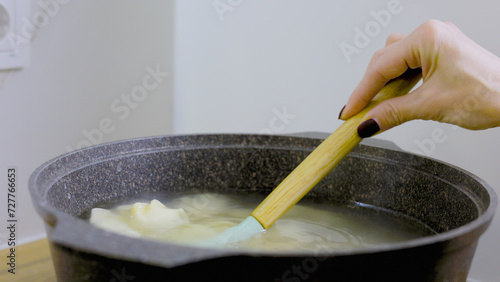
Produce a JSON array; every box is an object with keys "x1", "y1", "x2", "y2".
[{"x1": 251, "y1": 68, "x2": 423, "y2": 229}]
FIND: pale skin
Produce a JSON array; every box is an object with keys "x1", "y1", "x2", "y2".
[{"x1": 339, "y1": 20, "x2": 500, "y2": 137}]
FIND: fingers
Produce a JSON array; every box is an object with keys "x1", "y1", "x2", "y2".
[
  {"x1": 356, "y1": 84, "x2": 434, "y2": 137},
  {"x1": 339, "y1": 38, "x2": 420, "y2": 120},
  {"x1": 339, "y1": 20, "x2": 452, "y2": 121},
  {"x1": 357, "y1": 95, "x2": 417, "y2": 138},
  {"x1": 385, "y1": 33, "x2": 407, "y2": 46},
  {"x1": 338, "y1": 19, "x2": 500, "y2": 136}
]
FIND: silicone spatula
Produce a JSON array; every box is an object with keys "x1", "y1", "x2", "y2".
[{"x1": 201, "y1": 68, "x2": 423, "y2": 246}]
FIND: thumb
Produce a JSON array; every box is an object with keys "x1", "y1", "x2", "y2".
[{"x1": 357, "y1": 87, "x2": 426, "y2": 138}]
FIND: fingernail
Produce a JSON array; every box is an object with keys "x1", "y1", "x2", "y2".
[
  {"x1": 358, "y1": 118, "x2": 380, "y2": 138},
  {"x1": 338, "y1": 105, "x2": 346, "y2": 120}
]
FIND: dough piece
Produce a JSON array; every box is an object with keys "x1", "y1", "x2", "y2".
[
  {"x1": 90, "y1": 208, "x2": 141, "y2": 237},
  {"x1": 131, "y1": 199, "x2": 189, "y2": 229}
]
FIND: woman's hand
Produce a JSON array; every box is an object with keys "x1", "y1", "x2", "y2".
[{"x1": 339, "y1": 20, "x2": 500, "y2": 137}]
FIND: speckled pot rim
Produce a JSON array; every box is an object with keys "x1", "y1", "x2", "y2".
[{"x1": 28, "y1": 133, "x2": 498, "y2": 268}]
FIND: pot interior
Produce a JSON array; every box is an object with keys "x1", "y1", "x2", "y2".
[{"x1": 34, "y1": 134, "x2": 492, "y2": 239}]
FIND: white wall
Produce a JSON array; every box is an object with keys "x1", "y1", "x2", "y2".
[
  {"x1": 174, "y1": 0, "x2": 500, "y2": 280},
  {"x1": 0, "y1": 0, "x2": 173, "y2": 246}
]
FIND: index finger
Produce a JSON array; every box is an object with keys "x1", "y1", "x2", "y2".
[{"x1": 340, "y1": 35, "x2": 421, "y2": 119}]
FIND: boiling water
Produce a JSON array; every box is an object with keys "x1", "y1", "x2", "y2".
[{"x1": 89, "y1": 193, "x2": 435, "y2": 251}]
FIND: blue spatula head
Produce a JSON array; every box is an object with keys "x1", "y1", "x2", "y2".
[{"x1": 195, "y1": 216, "x2": 264, "y2": 247}]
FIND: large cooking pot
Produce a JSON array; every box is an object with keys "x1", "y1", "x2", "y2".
[{"x1": 29, "y1": 133, "x2": 496, "y2": 281}]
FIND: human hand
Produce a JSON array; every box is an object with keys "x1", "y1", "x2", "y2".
[{"x1": 338, "y1": 20, "x2": 500, "y2": 138}]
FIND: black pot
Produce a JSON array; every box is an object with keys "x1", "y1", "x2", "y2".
[{"x1": 29, "y1": 133, "x2": 497, "y2": 282}]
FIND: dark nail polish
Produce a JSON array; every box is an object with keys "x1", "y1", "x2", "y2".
[
  {"x1": 338, "y1": 105, "x2": 346, "y2": 120},
  {"x1": 358, "y1": 118, "x2": 380, "y2": 138}
]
